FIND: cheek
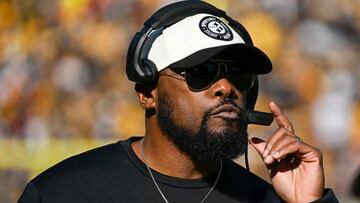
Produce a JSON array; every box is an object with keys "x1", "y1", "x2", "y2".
[
  {"x1": 171, "y1": 95, "x2": 205, "y2": 129},
  {"x1": 160, "y1": 93, "x2": 206, "y2": 130},
  {"x1": 157, "y1": 76, "x2": 209, "y2": 129}
]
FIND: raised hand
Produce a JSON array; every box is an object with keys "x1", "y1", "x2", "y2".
[{"x1": 249, "y1": 102, "x2": 324, "y2": 203}]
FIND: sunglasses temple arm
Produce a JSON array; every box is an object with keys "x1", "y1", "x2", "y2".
[{"x1": 246, "y1": 110, "x2": 274, "y2": 126}]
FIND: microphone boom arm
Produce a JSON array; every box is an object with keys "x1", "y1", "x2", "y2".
[{"x1": 246, "y1": 110, "x2": 274, "y2": 126}]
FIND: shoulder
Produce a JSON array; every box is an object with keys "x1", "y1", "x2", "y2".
[
  {"x1": 32, "y1": 140, "x2": 128, "y2": 188},
  {"x1": 19, "y1": 137, "x2": 144, "y2": 202}
]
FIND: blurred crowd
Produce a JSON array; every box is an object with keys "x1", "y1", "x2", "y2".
[{"x1": 0, "y1": 0, "x2": 359, "y2": 202}]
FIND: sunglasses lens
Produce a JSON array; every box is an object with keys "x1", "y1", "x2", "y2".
[
  {"x1": 182, "y1": 61, "x2": 255, "y2": 92},
  {"x1": 185, "y1": 62, "x2": 218, "y2": 91},
  {"x1": 227, "y1": 65, "x2": 255, "y2": 92}
]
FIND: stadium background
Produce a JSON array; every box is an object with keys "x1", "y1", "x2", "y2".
[{"x1": 0, "y1": 0, "x2": 359, "y2": 202}]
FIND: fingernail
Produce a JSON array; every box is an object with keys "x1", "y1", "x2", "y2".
[{"x1": 250, "y1": 137, "x2": 263, "y2": 144}]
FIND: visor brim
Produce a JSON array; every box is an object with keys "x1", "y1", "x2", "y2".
[{"x1": 169, "y1": 44, "x2": 272, "y2": 75}]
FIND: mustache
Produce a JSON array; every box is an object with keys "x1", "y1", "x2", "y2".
[{"x1": 204, "y1": 100, "x2": 245, "y2": 119}]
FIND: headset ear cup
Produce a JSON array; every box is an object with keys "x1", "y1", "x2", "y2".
[
  {"x1": 140, "y1": 59, "x2": 159, "y2": 84},
  {"x1": 246, "y1": 76, "x2": 259, "y2": 110}
]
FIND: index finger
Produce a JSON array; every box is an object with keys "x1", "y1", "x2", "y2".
[{"x1": 269, "y1": 101, "x2": 294, "y2": 132}]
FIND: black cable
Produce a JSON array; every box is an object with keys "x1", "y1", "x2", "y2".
[{"x1": 245, "y1": 142, "x2": 250, "y2": 171}]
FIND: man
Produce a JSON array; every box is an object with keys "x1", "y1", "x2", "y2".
[{"x1": 18, "y1": 1, "x2": 338, "y2": 202}]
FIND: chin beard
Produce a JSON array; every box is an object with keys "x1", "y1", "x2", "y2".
[{"x1": 157, "y1": 94, "x2": 248, "y2": 162}]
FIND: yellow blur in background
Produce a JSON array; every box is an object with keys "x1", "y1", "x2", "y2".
[
  {"x1": 0, "y1": 138, "x2": 115, "y2": 179},
  {"x1": 1, "y1": 0, "x2": 360, "y2": 202}
]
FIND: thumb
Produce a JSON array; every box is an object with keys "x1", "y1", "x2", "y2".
[{"x1": 249, "y1": 137, "x2": 266, "y2": 158}]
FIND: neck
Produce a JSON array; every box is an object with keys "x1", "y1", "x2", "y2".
[{"x1": 132, "y1": 132, "x2": 219, "y2": 179}]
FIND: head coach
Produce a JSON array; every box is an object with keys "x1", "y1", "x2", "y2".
[{"x1": 18, "y1": 1, "x2": 338, "y2": 202}]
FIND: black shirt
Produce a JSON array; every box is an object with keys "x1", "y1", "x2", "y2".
[{"x1": 18, "y1": 137, "x2": 338, "y2": 203}]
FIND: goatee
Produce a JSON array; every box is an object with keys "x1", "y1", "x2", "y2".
[{"x1": 157, "y1": 94, "x2": 248, "y2": 162}]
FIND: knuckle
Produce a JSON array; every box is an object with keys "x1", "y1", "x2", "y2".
[
  {"x1": 288, "y1": 137, "x2": 297, "y2": 145},
  {"x1": 311, "y1": 147, "x2": 323, "y2": 162},
  {"x1": 284, "y1": 129, "x2": 294, "y2": 138},
  {"x1": 279, "y1": 127, "x2": 288, "y2": 134},
  {"x1": 314, "y1": 148, "x2": 323, "y2": 157}
]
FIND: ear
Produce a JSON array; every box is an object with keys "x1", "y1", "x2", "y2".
[
  {"x1": 136, "y1": 91, "x2": 156, "y2": 109},
  {"x1": 135, "y1": 83, "x2": 157, "y2": 109}
]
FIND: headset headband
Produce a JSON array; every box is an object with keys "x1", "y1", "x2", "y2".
[{"x1": 126, "y1": 0, "x2": 264, "y2": 110}]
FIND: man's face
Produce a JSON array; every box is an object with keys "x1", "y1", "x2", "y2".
[{"x1": 156, "y1": 67, "x2": 248, "y2": 162}]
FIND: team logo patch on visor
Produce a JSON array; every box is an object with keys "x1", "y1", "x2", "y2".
[{"x1": 199, "y1": 16, "x2": 233, "y2": 41}]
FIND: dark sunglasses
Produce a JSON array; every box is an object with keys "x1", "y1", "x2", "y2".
[{"x1": 160, "y1": 60, "x2": 255, "y2": 92}]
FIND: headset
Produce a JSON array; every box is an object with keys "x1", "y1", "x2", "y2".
[
  {"x1": 126, "y1": 0, "x2": 260, "y2": 110},
  {"x1": 126, "y1": 0, "x2": 273, "y2": 170}
]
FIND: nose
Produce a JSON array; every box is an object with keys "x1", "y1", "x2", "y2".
[{"x1": 210, "y1": 78, "x2": 237, "y2": 99}]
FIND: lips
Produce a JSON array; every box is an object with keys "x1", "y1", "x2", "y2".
[{"x1": 210, "y1": 104, "x2": 242, "y2": 119}]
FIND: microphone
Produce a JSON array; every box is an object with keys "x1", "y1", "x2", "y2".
[{"x1": 246, "y1": 110, "x2": 274, "y2": 126}]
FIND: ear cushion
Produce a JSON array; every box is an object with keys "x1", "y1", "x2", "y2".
[{"x1": 140, "y1": 59, "x2": 159, "y2": 84}]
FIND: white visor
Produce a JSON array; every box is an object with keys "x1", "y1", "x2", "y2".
[{"x1": 146, "y1": 13, "x2": 272, "y2": 74}]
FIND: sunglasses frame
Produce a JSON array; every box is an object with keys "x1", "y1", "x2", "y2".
[{"x1": 161, "y1": 59, "x2": 256, "y2": 92}]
